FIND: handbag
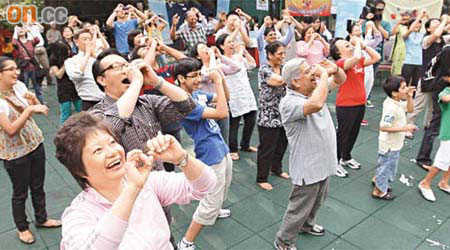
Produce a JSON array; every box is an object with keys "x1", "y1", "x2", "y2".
[{"x1": 17, "y1": 39, "x2": 47, "y2": 79}]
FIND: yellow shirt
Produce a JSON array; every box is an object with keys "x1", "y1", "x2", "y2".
[{"x1": 378, "y1": 97, "x2": 407, "y2": 153}]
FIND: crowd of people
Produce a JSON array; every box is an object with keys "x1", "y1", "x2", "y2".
[{"x1": 0, "y1": 1, "x2": 450, "y2": 249}]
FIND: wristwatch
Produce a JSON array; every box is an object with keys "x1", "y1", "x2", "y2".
[{"x1": 175, "y1": 151, "x2": 189, "y2": 170}]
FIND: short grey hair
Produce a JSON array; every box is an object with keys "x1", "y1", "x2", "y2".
[{"x1": 282, "y1": 58, "x2": 306, "y2": 88}]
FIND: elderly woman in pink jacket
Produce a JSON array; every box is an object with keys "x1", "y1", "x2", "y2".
[{"x1": 54, "y1": 112, "x2": 216, "y2": 250}]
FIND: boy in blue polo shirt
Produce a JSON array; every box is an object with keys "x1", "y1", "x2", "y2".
[{"x1": 174, "y1": 57, "x2": 232, "y2": 250}]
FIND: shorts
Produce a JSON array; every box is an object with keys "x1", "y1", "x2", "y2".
[{"x1": 433, "y1": 140, "x2": 450, "y2": 171}]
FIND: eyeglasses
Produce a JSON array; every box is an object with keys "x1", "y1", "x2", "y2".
[
  {"x1": 0, "y1": 67, "x2": 20, "y2": 73},
  {"x1": 186, "y1": 72, "x2": 201, "y2": 79},
  {"x1": 376, "y1": 8, "x2": 384, "y2": 11},
  {"x1": 99, "y1": 63, "x2": 129, "y2": 76}
]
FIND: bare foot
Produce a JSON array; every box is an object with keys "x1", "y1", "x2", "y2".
[
  {"x1": 279, "y1": 172, "x2": 290, "y2": 179},
  {"x1": 247, "y1": 146, "x2": 258, "y2": 152},
  {"x1": 230, "y1": 152, "x2": 240, "y2": 161},
  {"x1": 257, "y1": 182, "x2": 273, "y2": 190},
  {"x1": 36, "y1": 219, "x2": 62, "y2": 228},
  {"x1": 17, "y1": 230, "x2": 35, "y2": 244}
]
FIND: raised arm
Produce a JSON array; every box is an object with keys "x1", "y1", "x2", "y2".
[
  {"x1": 170, "y1": 14, "x2": 180, "y2": 41},
  {"x1": 157, "y1": 38, "x2": 186, "y2": 60},
  {"x1": 342, "y1": 38, "x2": 363, "y2": 70},
  {"x1": 423, "y1": 15, "x2": 449, "y2": 48},
  {"x1": 201, "y1": 70, "x2": 228, "y2": 119},
  {"x1": 303, "y1": 65, "x2": 329, "y2": 116},
  {"x1": 127, "y1": 4, "x2": 147, "y2": 24},
  {"x1": 362, "y1": 39, "x2": 381, "y2": 66},
  {"x1": 106, "y1": 4, "x2": 122, "y2": 29}
]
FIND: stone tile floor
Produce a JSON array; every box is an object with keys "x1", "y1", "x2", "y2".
[{"x1": 1, "y1": 70, "x2": 449, "y2": 250}]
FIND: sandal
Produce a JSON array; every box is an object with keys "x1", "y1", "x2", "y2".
[
  {"x1": 241, "y1": 146, "x2": 258, "y2": 152},
  {"x1": 371, "y1": 180, "x2": 392, "y2": 192},
  {"x1": 17, "y1": 229, "x2": 35, "y2": 244},
  {"x1": 371, "y1": 192, "x2": 395, "y2": 200},
  {"x1": 230, "y1": 153, "x2": 240, "y2": 161},
  {"x1": 36, "y1": 219, "x2": 62, "y2": 228}
]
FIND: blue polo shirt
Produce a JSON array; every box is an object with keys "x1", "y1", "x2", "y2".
[
  {"x1": 181, "y1": 90, "x2": 229, "y2": 165},
  {"x1": 113, "y1": 19, "x2": 138, "y2": 54}
]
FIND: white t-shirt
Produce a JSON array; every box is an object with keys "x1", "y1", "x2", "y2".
[{"x1": 0, "y1": 81, "x2": 29, "y2": 117}]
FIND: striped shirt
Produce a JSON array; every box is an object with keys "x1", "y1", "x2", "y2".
[{"x1": 90, "y1": 94, "x2": 196, "y2": 170}]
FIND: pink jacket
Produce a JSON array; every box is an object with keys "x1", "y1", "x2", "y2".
[{"x1": 60, "y1": 168, "x2": 216, "y2": 250}]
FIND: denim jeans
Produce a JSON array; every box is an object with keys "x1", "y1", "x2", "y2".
[
  {"x1": 22, "y1": 70, "x2": 44, "y2": 104},
  {"x1": 59, "y1": 100, "x2": 82, "y2": 124},
  {"x1": 375, "y1": 150, "x2": 400, "y2": 193}
]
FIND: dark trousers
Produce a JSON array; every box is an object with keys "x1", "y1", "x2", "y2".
[
  {"x1": 401, "y1": 64, "x2": 422, "y2": 98},
  {"x1": 228, "y1": 111, "x2": 257, "y2": 152},
  {"x1": 416, "y1": 91, "x2": 441, "y2": 165},
  {"x1": 21, "y1": 70, "x2": 44, "y2": 104},
  {"x1": 256, "y1": 126, "x2": 288, "y2": 183},
  {"x1": 336, "y1": 105, "x2": 365, "y2": 161},
  {"x1": 275, "y1": 178, "x2": 329, "y2": 246},
  {"x1": 162, "y1": 129, "x2": 182, "y2": 172},
  {"x1": 3, "y1": 144, "x2": 47, "y2": 231},
  {"x1": 81, "y1": 100, "x2": 99, "y2": 111}
]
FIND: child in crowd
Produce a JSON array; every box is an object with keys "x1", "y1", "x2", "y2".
[
  {"x1": 174, "y1": 57, "x2": 233, "y2": 250},
  {"x1": 372, "y1": 76, "x2": 416, "y2": 200},
  {"x1": 418, "y1": 72, "x2": 450, "y2": 202}
]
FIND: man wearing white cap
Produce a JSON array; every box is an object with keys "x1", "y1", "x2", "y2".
[{"x1": 274, "y1": 58, "x2": 345, "y2": 250}]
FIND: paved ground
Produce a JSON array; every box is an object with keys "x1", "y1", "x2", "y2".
[{"x1": 1, "y1": 70, "x2": 449, "y2": 250}]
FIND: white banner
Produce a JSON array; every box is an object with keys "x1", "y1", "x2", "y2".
[
  {"x1": 256, "y1": 0, "x2": 269, "y2": 11},
  {"x1": 384, "y1": 0, "x2": 443, "y2": 25}
]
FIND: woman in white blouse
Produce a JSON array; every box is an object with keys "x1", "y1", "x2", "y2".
[{"x1": 216, "y1": 33, "x2": 258, "y2": 160}]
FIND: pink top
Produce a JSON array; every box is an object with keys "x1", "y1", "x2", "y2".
[
  {"x1": 296, "y1": 40, "x2": 328, "y2": 65},
  {"x1": 60, "y1": 168, "x2": 216, "y2": 250}
]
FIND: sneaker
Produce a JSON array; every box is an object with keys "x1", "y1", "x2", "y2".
[
  {"x1": 218, "y1": 208, "x2": 231, "y2": 219},
  {"x1": 304, "y1": 224, "x2": 325, "y2": 236},
  {"x1": 177, "y1": 239, "x2": 196, "y2": 250},
  {"x1": 366, "y1": 100, "x2": 374, "y2": 108},
  {"x1": 274, "y1": 241, "x2": 297, "y2": 250},
  {"x1": 340, "y1": 159, "x2": 361, "y2": 170},
  {"x1": 335, "y1": 164, "x2": 348, "y2": 178},
  {"x1": 361, "y1": 120, "x2": 369, "y2": 126}
]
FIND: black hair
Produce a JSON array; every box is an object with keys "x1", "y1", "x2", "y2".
[
  {"x1": 330, "y1": 37, "x2": 344, "y2": 60},
  {"x1": 425, "y1": 18, "x2": 439, "y2": 35},
  {"x1": 264, "y1": 27, "x2": 276, "y2": 37},
  {"x1": 73, "y1": 28, "x2": 92, "y2": 40},
  {"x1": 301, "y1": 25, "x2": 315, "y2": 41},
  {"x1": 173, "y1": 57, "x2": 202, "y2": 79},
  {"x1": 265, "y1": 41, "x2": 285, "y2": 59},
  {"x1": 215, "y1": 33, "x2": 228, "y2": 54},
  {"x1": 383, "y1": 75, "x2": 405, "y2": 98},
  {"x1": 130, "y1": 45, "x2": 146, "y2": 61},
  {"x1": 190, "y1": 42, "x2": 207, "y2": 58},
  {"x1": 48, "y1": 41, "x2": 71, "y2": 67},
  {"x1": 0, "y1": 56, "x2": 14, "y2": 70},
  {"x1": 92, "y1": 48, "x2": 123, "y2": 91},
  {"x1": 375, "y1": 0, "x2": 385, "y2": 7},
  {"x1": 302, "y1": 16, "x2": 313, "y2": 24},
  {"x1": 226, "y1": 11, "x2": 239, "y2": 19},
  {"x1": 127, "y1": 29, "x2": 143, "y2": 50}
]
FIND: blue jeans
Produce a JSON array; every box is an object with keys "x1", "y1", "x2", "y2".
[
  {"x1": 59, "y1": 100, "x2": 81, "y2": 124},
  {"x1": 22, "y1": 71, "x2": 44, "y2": 104},
  {"x1": 375, "y1": 150, "x2": 400, "y2": 193}
]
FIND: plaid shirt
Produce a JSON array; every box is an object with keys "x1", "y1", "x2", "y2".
[
  {"x1": 176, "y1": 17, "x2": 214, "y2": 53},
  {"x1": 90, "y1": 94, "x2": 196, "y2": 170}
]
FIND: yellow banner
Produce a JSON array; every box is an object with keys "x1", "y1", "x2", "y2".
[{"x1": 285, "y1": 0, "x2": 332, "y2": 16}]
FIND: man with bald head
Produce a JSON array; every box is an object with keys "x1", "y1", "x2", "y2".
[
  {"x1": 274, "y1": 58, "x2": 345, "y2": 250},
  {"x1": 170, "y1": 7, "x2": 217, "y2": 54}
]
